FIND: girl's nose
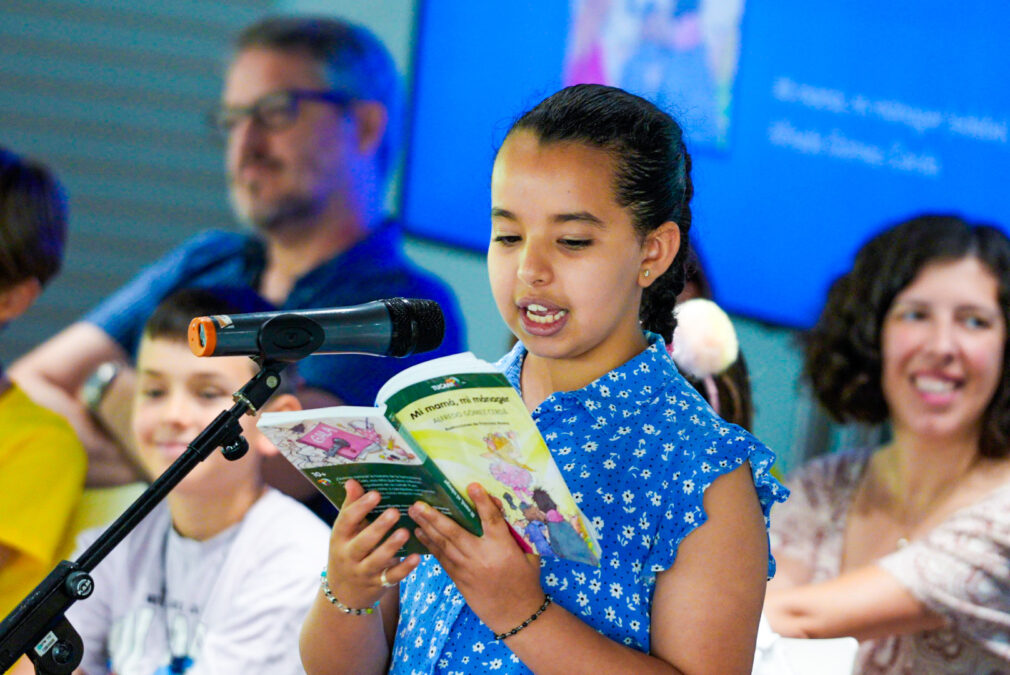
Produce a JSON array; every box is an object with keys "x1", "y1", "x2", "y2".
[{"x1": 517, "y1": 244, "x2": 551, "y2": 287}]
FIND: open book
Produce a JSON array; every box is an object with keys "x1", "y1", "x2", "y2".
[{"x1": 257, "y1": 352, "x2": 601, "y2": 566}]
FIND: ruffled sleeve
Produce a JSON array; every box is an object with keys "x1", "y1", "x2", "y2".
[
  {"x1": 645, "y1": 420, "x2": 788, "y2": 580},
  {"x1": 877, "y1": 487, "x2": 1010, "y2": 662}
]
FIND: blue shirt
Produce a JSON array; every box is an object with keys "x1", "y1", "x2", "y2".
[
  {"x1": 86, "y1": 223, "x2": 466, "y2": 406},
  {"x1": 390, "y1": 335, "x2": 787, "y2": 674}
]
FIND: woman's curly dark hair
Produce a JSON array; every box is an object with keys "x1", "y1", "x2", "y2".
[
  {"x1": 804, "y1": 214, "x2": 1010, "y2": 457},
  {"x1": 505, "y1": 84, "x2": 693, "y2": 343}
]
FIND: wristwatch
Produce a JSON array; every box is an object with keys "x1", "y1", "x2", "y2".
[{"x1": 81, "y1": 361, "x2": 122, "y2": 415}]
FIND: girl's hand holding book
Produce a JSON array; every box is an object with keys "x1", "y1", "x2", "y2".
[
  {"x1": 409, "y1": 482, "x2": 546, "y2": 636},
  {"x1": 326, "y1": 479, "x2": 421, "y2": 611}
]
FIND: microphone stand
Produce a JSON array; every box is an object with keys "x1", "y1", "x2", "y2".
[{"x1": 0, "y1": 358, "x2": 289, "y2": 674}]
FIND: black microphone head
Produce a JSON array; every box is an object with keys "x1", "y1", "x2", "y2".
[{"x1": 384, "y1": 298, "x2": 445, "y2": 357}]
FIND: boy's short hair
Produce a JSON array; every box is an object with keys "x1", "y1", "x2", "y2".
[
  {"x1": 143, "y1": 287, "x2": 300, "y2": 397},
  {"x1": 0, "y1": 147, "x2": 67, "y2": 290}
]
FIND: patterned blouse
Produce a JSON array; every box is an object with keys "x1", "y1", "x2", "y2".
[
  {"x1": 771, "y1": 448, "x2": 1010, "y2": 674},
  {"x1": 390, "y1": 334, "x2": 786, "y2": 674}
]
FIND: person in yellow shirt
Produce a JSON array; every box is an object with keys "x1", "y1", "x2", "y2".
[{"x1": 0, "y1": 147, "x2": 87, "y2": 618}]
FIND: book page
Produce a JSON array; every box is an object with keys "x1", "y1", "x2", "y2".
[
  {"x1": 257, "y1": 408, "x2": 480, "y2": 554},
  {"x1": 375, "y1": 352, "x2": 493, "y2": 406},
  {"x1": 384, "y1": 369, "x2": 601, "y2": 566}
]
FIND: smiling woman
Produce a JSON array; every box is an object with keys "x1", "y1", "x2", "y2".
[{"x1": 764, "y1": 214, "x2": 1010, "y2": 673}]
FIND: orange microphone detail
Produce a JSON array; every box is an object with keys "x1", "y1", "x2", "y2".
[{"x1": 188, "y1": 317, "x2": 218, "y2": 357}]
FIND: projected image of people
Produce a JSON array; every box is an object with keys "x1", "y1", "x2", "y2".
[{"x1": 564, "y1": 0, "x2": 746, "y2": 147}]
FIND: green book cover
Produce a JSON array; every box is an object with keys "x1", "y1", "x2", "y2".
[{"x1": 259, "y1": 352, "x2": 601, "y2": 565}]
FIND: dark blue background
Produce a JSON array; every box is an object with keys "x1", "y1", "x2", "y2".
[{"x1": 401, "y1": 1, "x2": 1010, "y2": 328}]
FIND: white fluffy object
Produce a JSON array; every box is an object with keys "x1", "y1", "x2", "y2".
[{"x1": 669, "y1": 298, "x2": 739, "y2": 379}]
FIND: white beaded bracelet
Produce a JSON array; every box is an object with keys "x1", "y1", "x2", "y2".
[{"x1": 320, "y1": 568, "x2": 380, "y2": 615}]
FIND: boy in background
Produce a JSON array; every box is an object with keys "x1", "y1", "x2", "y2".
[
  {"x1": 64, "y1": 288, "x2": 328, "y2": 674},
  {"x1": 0, "y1": 147, "x2": 87, "y2": 618}
]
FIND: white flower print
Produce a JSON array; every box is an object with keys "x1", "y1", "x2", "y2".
[{"x1": 389, "y1": 340, "x2": 782, "y2": 671}]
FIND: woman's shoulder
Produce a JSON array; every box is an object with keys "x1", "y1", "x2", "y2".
[{"x1": 786, "y1": 447, "x2": 874, "y2": 490}]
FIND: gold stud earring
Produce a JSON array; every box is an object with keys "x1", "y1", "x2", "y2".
[{"x1": 642, "y1": 269, "x2": 651, "y2": 278}]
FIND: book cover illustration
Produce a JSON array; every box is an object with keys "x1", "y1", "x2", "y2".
[
  {"x1": 259, "y1": 352, "x2": 601, "y2": 565},
  {"x1": 259, "y1": 409, "x2": 482, "y2": 556}
]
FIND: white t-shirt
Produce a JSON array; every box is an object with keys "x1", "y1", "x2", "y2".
[{"x1": 67, "y1": 489, "x2": 329, "y2": 675}]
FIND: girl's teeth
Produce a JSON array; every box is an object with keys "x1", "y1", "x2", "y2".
[
  {"x1": 525, "y1": 307, "x2": 567, "y2": 323},
  {"x1": 915, "y1": 376, "x2": 954, "y2": 393}
]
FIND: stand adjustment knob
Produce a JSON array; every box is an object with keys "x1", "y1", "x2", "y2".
[{"x1": 64, "y1": 571, "x2": 93, "y2": 600}]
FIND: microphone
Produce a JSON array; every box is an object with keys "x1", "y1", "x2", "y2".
[{"x1": 188, "y1": 298, "x2": 445, "y2": 362}]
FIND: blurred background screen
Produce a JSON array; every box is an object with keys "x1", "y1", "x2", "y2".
[{"x1": 401, "y1": 0, "x2": 1010, "y2": 328}]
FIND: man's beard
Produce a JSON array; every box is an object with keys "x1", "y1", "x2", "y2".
[{"x1": 230, "y1": 186, "x2": 322, "y2": 235}]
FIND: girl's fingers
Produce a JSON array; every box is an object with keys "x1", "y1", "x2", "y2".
[
  {"x1": 409, "y1": 501, "x2": 464, "y2": 558},
  {"x1": 381, "y1": 554, "x2": 422, "y2": 587},
  {"x1": 468, "y1": 483, "x2": 507, "y2": 529},
  {"x1": 343, "y1": 478, "x2": 365, "y2": 503},
  {"x1": 348, "y1": 506, "x2": 404, "y2": 558}
]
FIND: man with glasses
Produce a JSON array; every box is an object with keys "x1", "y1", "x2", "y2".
[{"x1": 10, "y1": 16, "x2": 466, "y2": 505}]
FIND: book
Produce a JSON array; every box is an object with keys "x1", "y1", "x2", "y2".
[{"x1": 257, "y1": 352, "x2": 601, "y2": 565}]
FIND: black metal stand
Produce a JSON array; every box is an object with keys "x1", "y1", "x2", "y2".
[{"x1": 0, "y1": 358, "x2": 289, "y2": 673}]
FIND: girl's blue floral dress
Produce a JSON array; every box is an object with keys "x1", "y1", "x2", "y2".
[{"x1": 390, "y1": 334, "x2": 787, "y2": 674}]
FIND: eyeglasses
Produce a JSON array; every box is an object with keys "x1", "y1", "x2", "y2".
[{"x1": 208, "y1": 89, "x2": 354, "y2": 137}]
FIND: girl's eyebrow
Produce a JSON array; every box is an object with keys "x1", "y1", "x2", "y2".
[
  {"x1": 490, "y1": 207, "x2": 604, "y2": 227},
  {"x1": 554, "y1": 211, "x2": 604, "y2": 226}
]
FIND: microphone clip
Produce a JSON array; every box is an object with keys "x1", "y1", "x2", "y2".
[{"x1": 256, "y1": 314, "x2": 325, "y2": 362}]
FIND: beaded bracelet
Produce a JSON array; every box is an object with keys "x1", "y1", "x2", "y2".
[
  {"x1": 320, "y1": 568, "x2": 380, "y2": 615},
  {"x1": 494, "y1": 594, "x2": 553, "y2": 641}
]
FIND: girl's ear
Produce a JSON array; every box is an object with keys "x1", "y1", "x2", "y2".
[
  {"x1": 0, "y1": 278, "x2": 41, "y2": 323},
  {"x1": 253, "y1": 393, "x2": 302, "y2": 457},
  {"x1": 639, "y1": 221, "x2": 681, "y2": 287},
  {"x1": 352, "y1": 101, "x2": 389, "y2": 156}
]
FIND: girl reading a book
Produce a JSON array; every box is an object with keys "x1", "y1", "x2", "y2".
[{"x1": 300, "y1": 84, "x2": 786, "y2": 674}]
